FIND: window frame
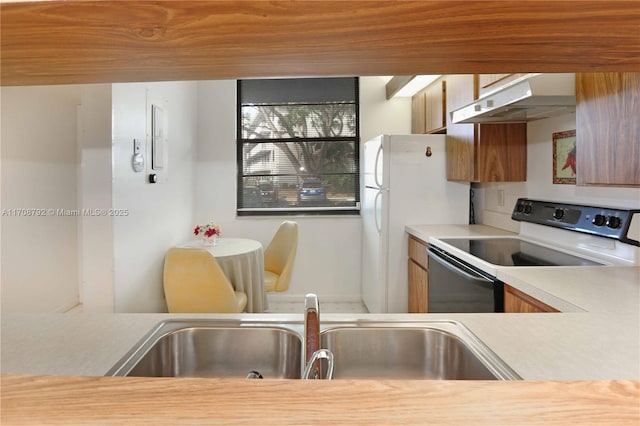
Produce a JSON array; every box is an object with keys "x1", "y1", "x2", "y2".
[{"x1": 236, "y1": 78, "x2": 361, "y2": 217}]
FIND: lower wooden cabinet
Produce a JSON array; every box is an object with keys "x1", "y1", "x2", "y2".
[
  {"x1": 408, "y1": 236, "x2": 429, "y2": 313},
  {"x1": 504, "y1": 284, "x2": 559, "y2": 313},
  {"x1": 408, "y1": 259, "x2": 428, "y2": 313}
]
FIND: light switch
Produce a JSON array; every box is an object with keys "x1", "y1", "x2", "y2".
[{"x1": 132, "y1": 139, "x2": 145, "y2": 172}]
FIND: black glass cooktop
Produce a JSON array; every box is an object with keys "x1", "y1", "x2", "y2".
[{"x1": 440, "y1": 238, "x2": 603, "y2": 267}]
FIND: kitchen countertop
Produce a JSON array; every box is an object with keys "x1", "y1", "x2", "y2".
[
  {"x1": 405, "y1": 223, "x2": 517, "y2": 242},
  {"x1": 405, "y1": 224, "x2": 640, "y2": 314},
  {"x1": 2, "y1": 224, "x2": 639, "y2": 424},
  {"x1": 404, "y1": 224, "x2": 640, "y2": 380},
  {"x1": 1, "y1": 309, "x2": 638, "y2": 380}
]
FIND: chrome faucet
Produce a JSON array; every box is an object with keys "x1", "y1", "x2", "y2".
[{"x1": 302, "y1": 293, "x2": 334, "y2": 379}]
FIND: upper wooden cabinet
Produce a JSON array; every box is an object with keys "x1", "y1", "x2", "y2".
[
  {"x1": 411, "y1": 89, "x2": 427, "y2": 134},
  {"x1": 445, "y1": 74, "x2": 527, "y2": 182},
  {"x1": 478, "y1": 74, "x2": 510, "y2": 96},
  {"x1": 411, "y1": 77, "x2": 446, "y2": 134},
  {"x1": 576, "y1": 72, "x2": 640, "y2": 187}
]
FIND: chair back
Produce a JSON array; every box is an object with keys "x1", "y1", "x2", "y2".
[
  {"x1": 163, "y1": 248, "x2": 241, "y2": 313},
  {"x1": 264, "y1": 221, "x2": 298, "y2": 291}
]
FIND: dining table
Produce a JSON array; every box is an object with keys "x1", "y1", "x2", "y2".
[{"x1": 179, "y1": 238, "x2": 267, "y2": 313}]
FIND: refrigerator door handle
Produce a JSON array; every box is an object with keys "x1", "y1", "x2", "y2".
[
  {"x1": 373, "y1": 144, "x2": 383, "y2": 188},
  {"x1": 374, "y1": 190, "x2": 382, "y2": 234}
]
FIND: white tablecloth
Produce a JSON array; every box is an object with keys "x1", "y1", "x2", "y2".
[{"x1": 180, "y1": 238, "x2": 267, "y2": 313}]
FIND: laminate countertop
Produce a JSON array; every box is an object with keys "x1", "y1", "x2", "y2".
[{"x1": 2, "y1": 224, "x2": 639, "y2": 424}]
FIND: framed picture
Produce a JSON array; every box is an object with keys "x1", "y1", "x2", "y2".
[
  {"x1": 552, "y1": 130, "x2": 576, "y2": 184},
  {"x1": 151, "y1": 104, "x2": 166, "y2": 170}
]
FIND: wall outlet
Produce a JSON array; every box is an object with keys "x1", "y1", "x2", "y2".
[{"x1": 497, "y1": 189, "x2": 505, "y2": 207}]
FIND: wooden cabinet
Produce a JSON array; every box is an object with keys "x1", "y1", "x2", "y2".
[
  {"x1": 425, "y1": 78, "x2": 446, "y2": 134},
  {"x1": 407, "y1": 236, "x2": 429, "y2": 313},
  {"x1": 445, "y1": 74, "x2": 527, "y2": 182},
  {"x1": 411, "y1": 77, "x2": 446, "y2": 134},
  {"x1": 576, "y1": 72, "x2": 640, "y2": 187},
  {"x1": 504, "y1": 284, "x2": 559, "y2": 313},
  {"x1": 411, "y1": 89, "x2": 427, "y2": 134},
  {"x1": 478, "y1": 73, "x2": 510, "y2": 96}
]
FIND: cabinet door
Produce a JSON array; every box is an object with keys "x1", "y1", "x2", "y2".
[
  {"x1": 425, "y1": 78, "x2": 446, "y2": 134},
  {"x1": 408, "y1": 236, "x2": 429, "y2": 269},
  {"x1": 408, "y1": 236, "x2": 429, "y2": 313},
  {"x1": 504, "y1": 285, "x2": 558, "y2": 313},
  {"x1": 576, "y1": 72, "x2": 640, "y2": 187},
  {"x1": 411, "y1": 88, "x2": 427, "y2": 134},
  {"x1": 446, "y1": 74, "x2": 476, "y2": 181},
  {"x1": 476, "y1": 123, "x2": 527, "y2": 182},
  {"x1": 446, "y1": 74, "x2": 527, "y2": 182},
  {"x1": 408, "y1": 259, "x2": 428, "y2": 313},
  {"x1": 478, "y1": 74, "x2": 510, "y2": 96}
]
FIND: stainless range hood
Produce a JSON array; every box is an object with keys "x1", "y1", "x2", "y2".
[{"x1": 451, "y1": 73, "x2": 576, "y2": 124}]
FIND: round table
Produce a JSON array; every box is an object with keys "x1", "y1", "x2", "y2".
[{"x1": 180, "y1": 238, "x2": 267, "y2": 313}]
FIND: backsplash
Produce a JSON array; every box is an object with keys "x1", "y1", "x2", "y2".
[
  {"x1": 473, "y1": 182, "x2": 524, "y2": 233},
  {"x1": 475, "y1": 112, "x2": 640, "y2": 235}
]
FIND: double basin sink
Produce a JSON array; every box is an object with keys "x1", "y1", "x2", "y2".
[{"x1": 108, "y1": 319, "x2": 520, "y2": 380}]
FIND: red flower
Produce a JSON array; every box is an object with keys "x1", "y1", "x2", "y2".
[
  {"x1": 194, "y1": 226, "x2": 200, "y2": 236},
  {"x1": 204, "y1": 228, "x2": 216, "y2": 238}
]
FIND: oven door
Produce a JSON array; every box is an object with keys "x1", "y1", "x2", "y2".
[{"x1": 427, "y1": 246, "x2": 504, "y2": 313}]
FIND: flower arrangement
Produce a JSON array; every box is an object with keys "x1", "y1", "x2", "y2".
[{"x1": 194, "y1": 221, "x2": 221, "y2": 245}]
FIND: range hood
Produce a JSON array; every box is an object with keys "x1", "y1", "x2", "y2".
[{"x1": 451, "y1": 73, "x2": 576, "y2": 124}]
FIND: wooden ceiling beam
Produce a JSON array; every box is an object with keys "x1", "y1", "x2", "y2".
[{"x1": 2, "y1": 0, "x2": 639, "y2": 86}]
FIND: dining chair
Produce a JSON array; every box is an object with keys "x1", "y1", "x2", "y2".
[
  {"x1": 163, "y1": 247, "x2": 247, "y2": 313},
  {"x1": 264, "y1": 220, "x2": 298, "y2": 292}
]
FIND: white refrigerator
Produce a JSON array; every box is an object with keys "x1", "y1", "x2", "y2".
[{"x1": 361, "y1": 134, "x2": 470, "y2": 313}]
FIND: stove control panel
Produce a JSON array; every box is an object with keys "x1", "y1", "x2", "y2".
[{"x1": 512, "y1": 198, "x2": 639, "y2": 246}]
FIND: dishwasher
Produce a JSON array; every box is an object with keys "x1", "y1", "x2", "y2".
[{"x1": 427, "y1": 245, "x2": 504, "y2": 313}]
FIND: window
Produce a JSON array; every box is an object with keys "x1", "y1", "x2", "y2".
[{"x1": 237, "y1": 77, "x2": 360, "y2": 215}]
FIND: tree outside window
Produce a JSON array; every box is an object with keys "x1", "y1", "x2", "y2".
[{"x1": 237, "y1": 78, "x2": 360, "y2": 215}]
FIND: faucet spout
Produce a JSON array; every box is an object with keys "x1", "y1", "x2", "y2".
[{"x1": 304, "y1": 293, "x2": 321, "y2": 379}]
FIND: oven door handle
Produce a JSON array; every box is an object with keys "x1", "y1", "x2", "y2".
[{"x1": 428, "y1": 247, "x2": 493, "y2": 285}]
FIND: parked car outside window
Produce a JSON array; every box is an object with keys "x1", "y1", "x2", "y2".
[
  {"x1": 237, "y1": 77, "x2": 359, "y2": 216},
  {"x1": 297, "y1": 179, "x2": 326, "y2": 204},
  {"x1": 258, "y1": 182, "x2": 278, "y2": 206},
  {"x1": 242, "y1": 186, "x2": 262, "y2": 208}
]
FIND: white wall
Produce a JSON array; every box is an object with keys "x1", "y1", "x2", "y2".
[
  {"x1": 360, "y1": 76, "x2": 412, "y2": 142},
  {"x1": 1, "y1": 77, "x2": 410, "y2": 312},
  {"x1": 195, "y1": 77, "x2": 411, "y2": 303},
  {"x1": 111, "y1": 81, "x2": 198, "y2": 312},
  {"x1": 78, "y1": 84, "x2": 115, "y2": 313},
  {"x1": 480, "y1": 112, "x2": 640, "y2": 231},
  {"x1": 1, "y1": 86, "x2": 82, "y2": 313}
]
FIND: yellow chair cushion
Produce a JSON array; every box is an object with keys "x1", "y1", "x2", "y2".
[
  {"x1": 264, "y1": 221, "x2": 298, "y2": 292},
  {"x1": 264, "y1": 270, "x2": 279, "y2": 292},
  {"x1": 234, "y1": 291, "x2": 248, "y2": 312},
  {"x1": 163, "y1": 248, "x2": 248, "y2": 313}
]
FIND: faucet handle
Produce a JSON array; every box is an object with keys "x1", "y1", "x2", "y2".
[
  {"x1": 302, "y1": 349, "x2": 334, "y2": 380},
  {"x1": 304, "y1": 293, "x2": 319, "y2": 312}
]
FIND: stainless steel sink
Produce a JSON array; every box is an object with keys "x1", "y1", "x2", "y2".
[
  {"x1": 319, "y1": 321, "x2": 520, "y2": 380},
  {"x1": 107, "y1": 320, "x2": 302, "y2": 379},
  {"x1": 108, "y1": 319, "x2": 519, "y2": 381}
]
